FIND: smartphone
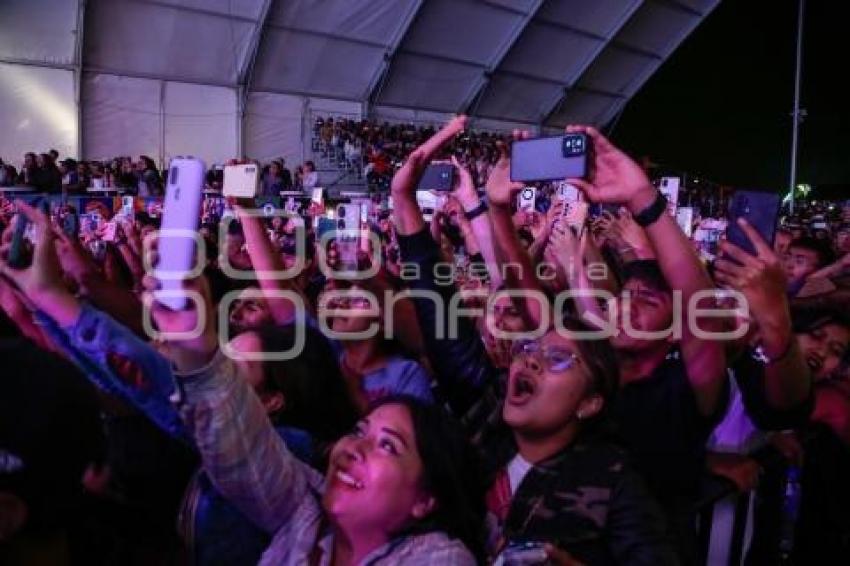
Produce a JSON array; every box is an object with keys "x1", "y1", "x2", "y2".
[
  {"x1": 63, "y1": 210, "x2": 80, "y2": 238},
  {"x1": 676, "y1": 207, "x2": 694, "y2": 238},
  {"x1": 510, "y1": 134, "x2": 588, "y2": 182},
  {"x1": 335, "y1": 203, "x2": 361, "y2": 270},
  {"x1": 564, "y1": 201, "x2": 589, "y2": 233},
  {"x1": 517, "y1": 186, "x2": 537, "y2": 212},
  {"x1": 317, "y1": 217, "x2": 336, "y2": 240},
  {"x1": 7, "y1": 212, "x2": 31, "y2": 269},
  {"x1": 119, "y1": 196, "x2": 135, "y2": 221},
  {"x1": 494, "y1": 541, "x2": 548, "y2": 566},
  {"x1": 311, "y1": 187, "x2": 324, "y2": 205},
  {"x1": 659, "y1": 177, "x2": 680, "y2": 214},
  {"x1": 101, "y1": 220, "x2": 118, "y2": 243},
  {"x1": 222, "y1": 163, "x2": 260, "y2": 198},
  {"x1": 553, "y1": 181, "x2": 580, "y2": 204},
  {"x1": 157, "y1": 157, "x2": 205, "y2": 310},
  {"x1": 725, "y1": 190, "x2": 781, "y2": 257},
  {"x1": 79, "y1": 212, "x2": 102, "y2": 238},
  {"x1": 416, "y1": 190, "x2": 446, "y2": 222},
  {"x1": 416, "y1": 163, "x2": 454, "y2": 192}
]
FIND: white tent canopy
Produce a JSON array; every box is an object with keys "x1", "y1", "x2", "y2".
[{"x1": 0, "y1": 0, "x2": 719, "y2": 167}]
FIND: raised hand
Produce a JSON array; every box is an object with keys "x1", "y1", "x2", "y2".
[
  {"x1": 715, "y1": 218, "x2": 790, "y2": 358},
  {"x1": 391, "y1": 115, "x2": 467, "y2": 197},
  {"x1": 54, "y1": 226, "x2": 100, "y2": 286},
  {"x1": 485, "y1": 134, "x2": 526, "y2": 207},
  {"x1": 0, "y1": 201, "x2": 80, "y2": 326},
  {"x1": 563, "y1": 125, "x2": 654, "y2": 211},
  {"x1": 140, "y1": 234, "x2": 217, "y2": 371},
  {"x1": 614, "y1": 208, "x2": 653, "y2": 258},
  {"x1": 449, "y1": 155, "x2": 479, "y2": 210}
]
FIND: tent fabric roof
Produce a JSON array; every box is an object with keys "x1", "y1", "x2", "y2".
[{"x1": 1, "y1": 0, "x2": 720, "y2": 128}]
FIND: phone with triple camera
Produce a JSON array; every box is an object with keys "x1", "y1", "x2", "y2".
[{"x1": 510, "y1": 134, "x2": 588, "y2": 182}]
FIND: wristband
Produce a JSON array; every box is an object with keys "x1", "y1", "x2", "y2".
[
  {"x1": 633, "y1": 191, "x2": 667, "y2": 228},
  {"x1": 752, "y1": 336, "x2": 795, "y2": 365},
  {"x1": 463, "y1": 200, "x2": 488, "y2": 221}
]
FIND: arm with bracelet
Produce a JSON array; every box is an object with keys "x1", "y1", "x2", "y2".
[
  {"x1": 568, "y1": 126, "x2": 727, "y2": 417},
  {"x1": 715, "y1": 220, "x2": 812, "y2": 411}
]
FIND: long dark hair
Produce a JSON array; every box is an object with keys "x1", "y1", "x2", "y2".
[
  {"x1": 255, "y1": 324, "x2": 359, "y2": 442},
  {"x1": 370, "y1": 395, "x2": 487, "y2": 562}
]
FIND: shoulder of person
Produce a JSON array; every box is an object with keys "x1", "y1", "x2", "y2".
[{"x1": 387, "y1": 531, "x2": 476, "y2": 565}]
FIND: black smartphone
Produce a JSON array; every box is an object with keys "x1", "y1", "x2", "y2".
[
  {"x1": 7, "y1": 199, "x2": 47, "y2": 269},
  {"x1": 510, "y1": 133, "x2": 588, "y2": 182},
  {"x1": 417, "y1": 163, "x2": 455, "y2": 192},
  {"x1": 7, "y1": 212, "x2": 30, "y2": 269},
  {"x1": 725, "y1": 190, "x2": 781, "y2": 257},
  {"x1": 63, "y1": 209, "x2": 80, "y2": 238}
]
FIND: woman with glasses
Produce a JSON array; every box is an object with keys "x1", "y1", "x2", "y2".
[{"x1": 475, "y1": 320, "x2": 676, "y2": 564}]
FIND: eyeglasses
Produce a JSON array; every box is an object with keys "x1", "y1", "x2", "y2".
[{"x1": 510, "y1": 339, "x2": 580, "y2": 373}]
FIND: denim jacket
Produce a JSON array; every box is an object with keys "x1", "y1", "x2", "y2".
[
  {"x1": 36, "y1": 303, "x2": 189, "y2": 441},
  {"x1": 35, "y1": 303, "x2": 321, "y2": 565}
]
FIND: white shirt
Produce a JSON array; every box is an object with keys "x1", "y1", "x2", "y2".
[{"x1": 507, "y1": 453, "x2": 533, "y2": 495}]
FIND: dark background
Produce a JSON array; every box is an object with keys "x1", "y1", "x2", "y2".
[{"x1": 613, "y1": 0, "x2": 848, "y2": 195}]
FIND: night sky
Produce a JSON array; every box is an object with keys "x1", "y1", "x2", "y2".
[{"x1": 613, "y1": 0, "x2": 848, "y2": 193}]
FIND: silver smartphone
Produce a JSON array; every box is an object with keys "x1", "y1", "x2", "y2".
[{"x1": 157, "y1": 157, "x2": 205, "y2": 310}]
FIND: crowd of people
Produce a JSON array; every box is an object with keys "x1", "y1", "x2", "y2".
[
  {"x1": 1, "y1": 115, "x2": 849, "y2": 566},
  {"x1": 0, "y1": 151, "x2": 323, "y2": 199},
  {"x1": 314, "y1": 116, "x2": 510, "y2": 191}
]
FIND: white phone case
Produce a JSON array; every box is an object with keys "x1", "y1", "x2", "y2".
[
  {"x1": 223, "y1": 163, "x2": 260, "y2": 198},
  {"x1": 157, "y1": 157, "x2": 205, "y2": 310},
  {"x1": 518, "y1": 186, "x2": 537, "y2": 212}
]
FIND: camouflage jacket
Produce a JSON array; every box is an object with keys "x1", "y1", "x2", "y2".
[{"x1": 484, "y1": 436, "x2": 678, "y2": 565}]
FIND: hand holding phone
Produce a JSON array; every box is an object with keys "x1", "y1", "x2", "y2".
[
  {"x1": 558, "y1": 126, "x2": 654, "y2": 209},
  {"x1": 725, "y1": 190, "x2": 780, "y2": 258},
  {"x1": 156, "y1": 157, "x2": 205, "y2": 310}
]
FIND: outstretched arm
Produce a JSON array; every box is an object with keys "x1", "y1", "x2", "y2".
[
  {"x1": 568, "y1": 126, "x2": 726, "y2": 416},
  {"x1": 236, "y1": 205, "x2": 310, "y2": 322},
  {"x1": 391, "y1": 116, "x2": 467, "y2": 237},
  {"x1": 485, "y1": 138, "x2": 548, "y2": 328},
  {"x1": 715, "y1": 220, "x2": 811, "y2": 411}
]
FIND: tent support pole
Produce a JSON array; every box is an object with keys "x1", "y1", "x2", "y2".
[{"x1": 74, "y1": 0, "x2": 87, "y2": 158}]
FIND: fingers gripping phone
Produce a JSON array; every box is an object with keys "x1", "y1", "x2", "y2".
[
  {"x1": 157, "y1": 157, "x2": 205, "y2": 310},
  {"x1": 7, "y1": 199, "x2": 50, "y2": 269},
  {"x1": 725, "y1": 190, "x2": 781, "y2": 257},
  {"x1": 511, "y1": 133, "x2": 588, "y2": 182}
]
